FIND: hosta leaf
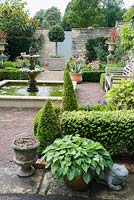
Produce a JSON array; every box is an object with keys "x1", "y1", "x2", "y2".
[
  {"x1": 67, "y1": 170, "x2": 75, "y2": 181},
  {"x1": 82, "y1": 163, "x2": 88, "y2": 173},
  {"x1": 96, "y1": 167, "x2": 101, "y2": 176},
  {"x1": 83, "y1": 173, "x2": 91, "y2": 184},
  {"x1": 51, "y1": 164, "x2": 57, "y2": 174}
]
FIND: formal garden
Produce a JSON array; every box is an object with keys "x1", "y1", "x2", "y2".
[{"x1": 0, "y1": 0, "x2": 134, "y2": 198}]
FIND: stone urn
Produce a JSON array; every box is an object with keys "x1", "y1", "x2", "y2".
[{"x1": 12, "y1": 138, "x2": 40, "y2": 177}]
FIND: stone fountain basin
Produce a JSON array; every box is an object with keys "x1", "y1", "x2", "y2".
[{"x1": 0, "y1": 80, "x2": 63, "y2": 108}]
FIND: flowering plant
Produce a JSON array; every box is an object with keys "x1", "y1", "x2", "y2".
[{"x1": 87, "y1": 60, "x2": 100, "y2": 71}]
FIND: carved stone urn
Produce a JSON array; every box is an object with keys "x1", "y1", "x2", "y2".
[{"x1": 12, "y1": 138, "x2": 40, "y2": 177}]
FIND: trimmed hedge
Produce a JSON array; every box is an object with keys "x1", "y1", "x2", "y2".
[
  {"x1": 0, "y1": 69, "x2": 28, "y2": 80},
  {"x1": 61, "y1": 110, "x2": 134, "y2": 156},
  {"x1": 100, "y1": 73, "x2": 105, "y2": 90},
  {"x1": 82, "y1": 70, "x2": 104, "y2": 82}
]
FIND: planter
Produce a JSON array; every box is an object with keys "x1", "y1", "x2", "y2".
[
  {"x1": 70, "y1": 72, "x2": 82, "y2": 83},
  {"x1": 12, "y1": 138, "x2": 40, "y2": 177},
  {"x1": 48, "y1": 57, "x2": 65, "y2": 71},
  {"x1": 64, "y1": 176, "x2": 90, "y2": 191}
]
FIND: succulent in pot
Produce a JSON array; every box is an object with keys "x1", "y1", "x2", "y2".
[
  {"x1": 69, "y1": 63, "x2": 82, "y2": 83},
  {"x1": 41, "y1": 135, "x2": 113, "y2": 191}
]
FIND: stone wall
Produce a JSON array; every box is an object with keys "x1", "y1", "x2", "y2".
[
  {"x1": 72, "y1": 28, "x2": 113, "y2": 58},
  {"x1": 35, "y1": 27, "x2": 113, "y2": 66},
  {"x1": 35, "y1": 29, "x2": 55, "y2": 66}
]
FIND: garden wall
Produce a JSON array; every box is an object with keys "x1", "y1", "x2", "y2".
[{"x1": 35, "y1": 27, "x2": 113, "y2": 66}]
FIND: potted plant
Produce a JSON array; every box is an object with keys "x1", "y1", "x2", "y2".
[
  {"x1": 12, "y1": 137, "x2": 40, "y2": 177},
  {"x1": 41, "y1": 135, "x2": 113, "y2": 191},
  {"x1": 69, "y1": 63, "x2": 83, "y2": 83},
  {"x1": 48, "y1": 24, "x2": 65, "y2": 71}
]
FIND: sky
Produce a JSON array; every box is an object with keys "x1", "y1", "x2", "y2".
[{"x1": 25, "y1": 0, "x2": 134, "y2": 17}]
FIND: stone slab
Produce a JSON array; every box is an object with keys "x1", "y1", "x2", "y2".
[
  {"x1": 0, "y1": 168, "x2": 44, "y2": 194},
  {"x1": 39, "y1": 171, "x2": 134, "y2": 200}
]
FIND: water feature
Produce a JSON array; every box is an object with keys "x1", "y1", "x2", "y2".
[
  {"x1": 20, "y1": 48, "x2": 41, "y2": 92},
  {"x1": 0, "y1": 82, "x2": 63, "y2": 97}
]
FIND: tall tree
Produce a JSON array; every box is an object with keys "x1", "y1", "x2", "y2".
[
  {"x1": 34, "y1": 6, "x2": 62, "y2": 28},
  {"x1": 63, "y1": 0, "x2": 104, "y2": 28},
  {"x1": 63, "y1": 0, "x2": 125, "y2": 28}
]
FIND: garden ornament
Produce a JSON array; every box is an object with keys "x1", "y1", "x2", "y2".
[{"x1": 97, "y1": 163, "x2": 128, "y2": 191}]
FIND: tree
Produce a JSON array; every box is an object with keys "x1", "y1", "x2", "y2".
[
  {"x1": 63, "y1": 0, "x2": 125, "y2": 28},
  {"x1": 102, "y1": 0, "x2": 125, "y2": 27},
  {"x1": 33, "y1": 9, "x2": 47, "y2": 28},
  {"x1": 63, "y1": 0, "x2": 105, "y2": 28},
  {"x1": 62, "y1": 66, "x2": 78, "y2": 111},
  {"x1": 48, "y1": 24, "x2": 65, "y2": 55},
  {"x1": 123, "y1": 7, "x2": 134, "y2": 23},
  {"x1": 0, "y1": 0, "x2": 38, "y2": 37},
  {"x1": 45, "y1": 6, "x2": 62, "y2": 26}
]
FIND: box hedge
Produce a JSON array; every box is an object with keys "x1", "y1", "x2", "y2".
[
  {"x1": 61, "y1": 110, "x2": 134, "y2": 156},
  {"x1": 0, "y1": 69, "x2": 28, "y2": 80},
  {"x1": 82, "y1": 70, "x2": 104, "y2": 82}
]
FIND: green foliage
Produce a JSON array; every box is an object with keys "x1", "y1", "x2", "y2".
[
  {"x1": 82, "y1": 70, "x2": 105, "y2": 82},
  {"x1": 100, "y1": 73, "x2": 105, "y2": 90},
  {"x1": 7, "y1": 36, "x2": 33, "y2": 60},
  {"x1": 78, "y1": 103, "x2": 112, "y2": 112},
  {"x1": 34, "y1": 7, "x2": 62, "y2": 29},
  {"x1": 33, "y1": 103, "x2": 61, "y2": 137},
  {"x1": 85, "y1": 37, "x2": 108, "y2": 62},
  {"x1": 0, "y1": 69, "x2": 27, "y2": 80},
  {"x1": 61, "y1": 110, "x2": 134, "y2": 155},
  {"x1": 35, "y1": 99, "x2": 60, "y2": 154},
  {"x1": 42, "y1": 134, "x2": 113, "y2": 183},
  {"x1": 62, "y1": 67, "x2": 78, "y2": 111},
  {"x1": 63, "y1": 0, "x2": 105, "y2": 28},
  {"x1": 0, "y1": 0, "x2": 38, "y2": 37},
  {"x1": 0, "y1": 61, "x2": 16, "y2": 69},
  {"x1": 105, "y1": 80, "x2": 134, "y2": 110},
  {"x1": 6, "y1": 35, "x2": 44, "y2": 60},
  {"x1": 48, "y1": 24, "x2": 65, "y2": 42},
  {"x1": 123, "y1": 7, "x2": 134, "y2": 23},
  {"x1": 120, "y1": 24, "x2": 134, "y2": 50},
  {"x1": 69, "y1": 63, "x2": 82, "y2": 73}
]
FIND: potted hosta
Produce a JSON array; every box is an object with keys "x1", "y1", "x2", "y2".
[
  {"x1": 42, "y1": 135, "x2": 113, "y2": 191},
  {"x1": 69, "y1": 63, "x2": 83, "y2": 83},
  {"x1": 12, "y1": 137, "x2": 40, "y2": 177}
]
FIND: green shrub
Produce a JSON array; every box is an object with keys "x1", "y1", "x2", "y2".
[
  {"x1": 34, "y1": 103, "x2": 61, "y2": 136},
  {"x1": 62, "y1": 67, "x2": 78, "y2": 111},
  {"x1": 0, "y1": 69, "x2": 28, "y2": 80},
  {"x1": 82, "y1": 70, "x2": 104, "y2": 82},
  {"x1": 2, "y1": 61, "x2": 16, "y2": 69},
  {"x1": 61, "y1": 110, "x2": 134, "y2": 156},
  {"x1": 85, "y1": 37, "x2": 108, "y2": 62},
  {"x1": 105, "y1": 80, "x2": 134, "y2": 110},
  {"x1": 35, "y1": 99, "x2": 61, "y2": 154},
  {"x1": 100, "y1": 73, "x2": 105, "y2": 90}
]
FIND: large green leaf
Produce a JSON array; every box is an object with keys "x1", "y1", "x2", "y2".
[
  {"x1": 67, "y1": 170, "x2": 75, "y2": 181},
  {"x1": 83, "y1": 173, "x2": 91, "y2": 184}
]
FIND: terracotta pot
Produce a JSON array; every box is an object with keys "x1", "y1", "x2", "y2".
[
  {"x1": 70, "y1": 72, "x2": 82, "y2": 84},
  {"x1": 64, "y1": 176, "x2": 89, "y2": 191}
]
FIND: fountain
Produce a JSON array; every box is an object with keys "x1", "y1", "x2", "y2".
[
  {"x1": 0, "y1": 46, "x2": 63, "y2": 107},
  {"x1": 20, "y1": 47, "x2": 41, "y2": 92}
]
